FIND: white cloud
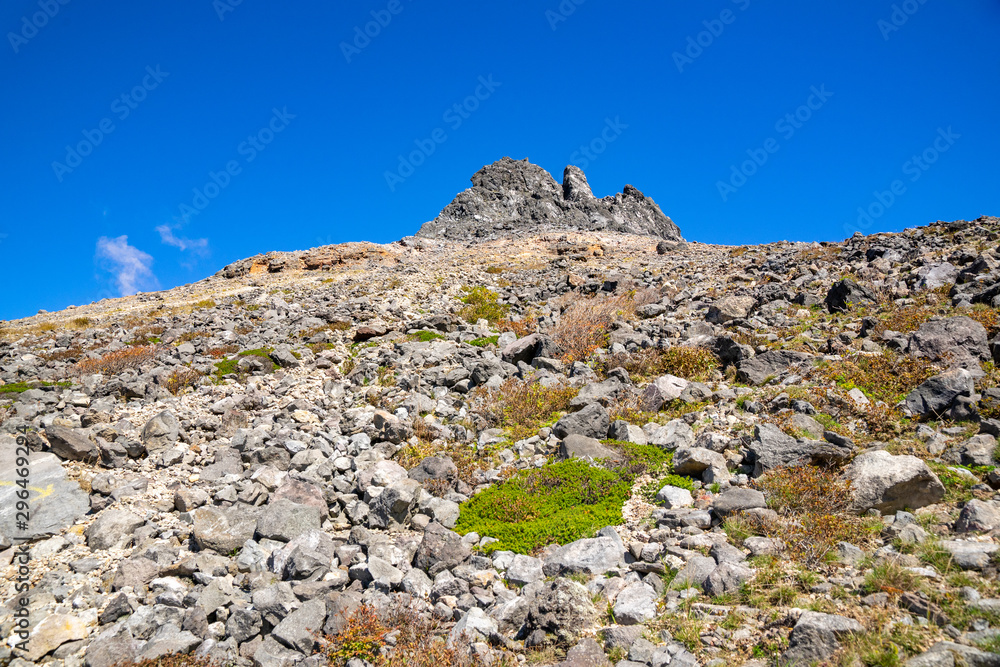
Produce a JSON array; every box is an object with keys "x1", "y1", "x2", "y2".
[
  {"x1": 95, "y1": 235, "x2": 159, "y2": 296},
  {"x1": 156, "y1": 223, "x2": 209, "y2": 255}
]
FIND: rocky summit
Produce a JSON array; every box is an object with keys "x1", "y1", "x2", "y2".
[
  {"x1": 3, "y1": 202, "x2": 1000, "y2": 667},
  {"x1": 416, "y1": 157, "x2": 681, "y2": 242}
]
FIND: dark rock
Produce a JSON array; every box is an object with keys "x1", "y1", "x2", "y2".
[
  {"x1": 552, "y1": 403, "x2": 610, "y2": 440},
  {"x1": 416, "y1": 158, "x2": 681, "y2": 242},
  {"x1": 825, "y1": 279, "x2": 878, "y2": 313},
  {"x1": 736, "y1": 349, "x2": 813, "y2": 385},
  {"x1": 906, "y1": 369, "x2": 975, "y2": 418}
]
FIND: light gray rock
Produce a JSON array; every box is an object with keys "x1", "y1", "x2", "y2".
[
  {"x1": 736, "y1": 349, "x2": 813, "y2": 385},
  {"x1": 706, "y1": 295, "x2": 756, "y2": 324},
  {"x1": 0, "y1": 448, "x2": 89, "y2": 540},
  {"x1": 703, "y1": 562, "x2": 753, "y2": 597},
  {"x1": 272, "y1": 598, "x2": 327, "y2": 653},
  {"x1": 940, "y1": 540, "x2": 999, "y2": 570},
  {"x1": 956, "y1": 499, "x2": 1000, "y2": 533},
  {"x1": 782, "y1": 611, "x2": 863, "y2": 665},
  {"x1": 543, "y1": 534, "x2": 623, "y2": 577},
  {"x1": 712, "y1": 487, "x2": 766, "y2": 518},
  {"x1": 647, "y1": 419, "x2": 694, "y2": 450},
  {"x1": 256, "y1": 499, "x2": 322, "y2": 542},
  {"x1": 655, "y1": 485, "x2": 694, "y2": 509},
  {"x1": 193, "y1": 504, "x2": 261, "y2": 555},
  {"x1": 844, "y1": 450, "x2": 946, "y2": 514},
  {"x1": 641, "y1": 375, "x2": 689, "y2": 411},
  {"x1": 558, "y1": 434, "x2": 621, "y2": 461},
  {"x1": 909, "y1": 316, "x2": 989, "y2": 367},
  {"x1": 141, "y1": 410, "x2": 180, "y2": 453},
  {"x1": 45, "y1": 425, "x2": 98, "y2": 462},
  {"x1": 86, "y1": 508, "x2": 144, "y2": 550},
  {"x1": 672, "y1": 556, "x2": 716, "y2": 589},
  {"x1": 672, "y1": 446, "x2": 726, "y2": 476},
  {"x1": 613, "y1": 582, "x2": 658, "y2": 625},
  {"x1": 506, "y1": 554, "x2": 544, "y2": 586}
]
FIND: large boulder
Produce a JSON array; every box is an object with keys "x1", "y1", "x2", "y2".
[
  {"x1": 85, "y1": 508, "x2": 144, "y2": 550},
  {"x1": 557, "y1": 434, "x2": 621, "y2": 462},
  {"x1": 672, "y1": 446, "x2": 727, "y2": 476},
  {"x1": 141, "y1": 410, "x2": 180, "y2": 453},
  {"x1": 552, "y1": 403, "x2": 610, "y2": 440},
  {"x1": 905, "y1": 369, "x2": 975, "y2": 418},
  {"x1": 414, "y1": 522, "x2": 471, "y2": 575},
  {"x1": 746, "y1": 424, "x2": 853, "y2": 476},
  {"x1": 0, "y1": 447, "x2": 90, "y2": 540},
  {"x1": 712, "y1": 487, "x2": 767, "y2": 519},
  {"x1": 44, "y1": 425, "x2": 98, "y2": 462},
  {"x1": 844, "y1": 450, "x2": 945, "y2": 514},
  {"x1": 908, "y1": 316, "x2": 989, "y2": 367},
  {"x1": 612, "y1": 583, "x2": 658, "y2": 625},
  {"x1": 825, "y1": 279, "x2": 878, "y2": 313},
  {"x1": 542, "y1": 530, "x2": 624, "y2": 577},
  {"x1": 706, "y1": 295, "x2": 756, "y2": 324},
  {"x1": 736, "y1": 350, "x2": 813, "y2": 385},
  {"x1": 526, "y1": 578, "x2": 599, "y2": 646},
  {"x1": 501, "y1": 333, "x2": 562, "y2": 366},
  {"x1": 781, "y1": 611, "x2": 863, "y2": 664},
  {"x1": 193, "y1": 504, "x2": 262, "y2": 555},
  {"x1": 640, "y1": 374, "x2": 688, "y2": 411}
]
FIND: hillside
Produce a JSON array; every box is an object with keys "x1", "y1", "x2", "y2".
[{"x1": 2, "y1": 161, "x2": 1000, "y2": 667}]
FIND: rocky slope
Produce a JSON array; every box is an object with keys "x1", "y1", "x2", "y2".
[
  {"x1": 415, "y1": 158, "x2": 681, "y2": 242},
  {"x1": 2, "y1": 212, "x2": 1000, "y2": 667}
]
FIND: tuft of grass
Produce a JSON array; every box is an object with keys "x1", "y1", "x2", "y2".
[
  {"x1": 472, "y1": 378, "x2": 578, "y2": 441},
  {"x1": 550, "y1": 293, "x2": 639, "y2": 363},
  {"x1": 320, "y1": 603, "x2": 513, "y2": 667},
  {"x1": 193, "y1": 299, "x2": 216, "y2": 309},
  {"x1": 863, "y1": 561, "x2": 918, "y2": 596},
  {"x1": 165, "y1": 368, "x2": 203, "y2": 395},
  {"x1": 752, "y1": 466, "x2": 883, "y2": 563},
  {"x1": 74, "y1": 345, "x2": 159, "y2": 376},
  {"x1": 601, "y1": 346, "x2": 720, "y2": 382},
  {"x1": 820, "y1": 350, "x2": 935, "y2": 405}
]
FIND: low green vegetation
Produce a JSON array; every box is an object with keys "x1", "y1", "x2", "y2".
[
  {"x1": 468, "y1": 335, "x2": 500, "y2": 348},
  {"x1": 458, "y1": 286, "x2": 510, "y2": 325},
  {"x1": 408, "y1": 330, "x2": 445, "y2": 343},
  {"x1": 456, "y1": 442, "x2": 685, "y2": 554},
  {"x1": 0, "y1": 381, "x2": 71, "y2": 394}
]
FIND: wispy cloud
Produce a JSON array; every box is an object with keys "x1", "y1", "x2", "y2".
[
  {"x1": 95, "y1": 235, "x2": 159, "y2": 296},
  {"x1": 156, "y1": 223, "x2": 209, "y2": 254}
]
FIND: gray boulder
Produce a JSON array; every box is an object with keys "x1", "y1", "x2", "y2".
[
  {"x1": 736, "y1": 350, "x2": 813, "y2": 385},
  {"x1": 844, "y1": 450, "x2": 946, "y2": 514},
  {"x1": 256, "y1": 499, "x2": 322, "y2": 542},
  {"x1": 908, "y1": 316, "x2": 989, "y2": 367},
  {"x1": 0, "y1": 448, "x2": 90, "y2": 540},
  {"x1": 905, "y1": 369, "x2": 974, "y2": 418},
  {"x1": 543, "y1": 531, "x2": 623, "y2": 577},
  {"x1": 672, "y1": 446, "x2": 726, "y2": 476},
  {"x1": 613, "y1": 582, "x2": 658, "y2": 625},
  {"x1": 944, "y1": 434, "x2": 997, "y2": 467},
  {"x1": 272, "y1": 598, "x2": 327, "y2": 653},
  {"x1": 557, "y1": 434, "x2": 621, "y2": 462},
  {"x1": 956, "y1": 499, "x2": 1000, "y2": 533},
  {"x1": 782, "y1": 611, "x2": 863, "y2": 664},
  {"x1": 141, "y1": 410, "x2": 180, "y2": 453},
  {"x1": 45, "y1": 425, "x2": 98, "y2": 462},
  {"x1": 746, "y1": 424, "x2": 852, "y2": 476},
  {"x1": 552, "y1": 403, "x2": 610, "y2": 440},
  {"x1": 86, "y1": 508, "x2": 144, "y2": 550},
  {"x1": 703, "y1": 562, "x2": 753, "y2": 597},
  {"x1": 706, "y1": 295, "x2": 756, "y2": 324},
  {"x1": 825, "y1": 279, "x2": 878, "y2": 313},
  {"x1": 712, "y1": 487, "x2": 767, "y2": 518},
  {"x1": 414, "y1": 522, "x2": 471, "y2": 575},
  {"x1": 526, "y1": 578, "x2": 600, "y2": 646},
  {"x1": 641, "y1": 374, "x2": 688, "y2": 411},
  {"x1": 193, "y1": 504, "x2": 261, "y2": 555}
]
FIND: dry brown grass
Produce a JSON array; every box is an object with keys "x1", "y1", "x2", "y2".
[
  {"x1": 207, "y1": 344, "x2": 240, "y2": 359},
  {"x1": 550, "y1": 293, "x2": 636, "y2": 363},
  {"x1": 602, "y1": 346, "x2": 720, "y2": 382},
  {"x1": 819, "y1": 350, "x2": 935, "y2": 405},
  {"x1": 73, "y1": 345, "x2": 159, "y2": 376},
  {"x1": 320, "y1": 603, "x2": 516, "y2": 667},
  {"x1": 473, "y1": 377, "x2": 578, "y2": 441},
  {"x1": 750, "y1": 466, "x2": 883, "y2": 563},
  {"x1": 165, "y1": 368, "x2": 203, "y2": 395}
]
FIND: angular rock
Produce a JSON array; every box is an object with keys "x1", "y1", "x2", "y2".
[
  {"x1": 905, "y1": 369, "x2": 974, "y2": 418},
  {"x1": 825, "y1": 279, "x2": 878, "y2": 313},
  {"x1": 613, "y1": 582, "x2": 658, "y2": 625},
  {"x1": 558, "y1": 434, "x2": 621, "y2": 461},
  {"x1": 706, "y1": 295, "x2": 756, "y2": 324},
  {"x1": 553, "y1": 403, "x2": 610, "y2": 440},
  {"x1": 844, "y1": 450, "x2": 946, "y2": 514},
  {"x1": 86, "y1": 508, "x2": 144, "y2": 550},
  {"x1": 141, "y1": 410, "x2": 180, "y2": 453},
  {"x1": 543, "y1": 534, "x2": 623, "y2": 577},
  {"x1": 45, "y1": 425, "x2": 98, "y2": 462},
  {"x1": 736, "y1": 350, "x2": 813, "y2": 385},
  {"x1": 909, "y1": 316, "x2": 989, "y2": 367},
  {"x1": 0, "y1": 448, "x2": 89, "y2": 540}
]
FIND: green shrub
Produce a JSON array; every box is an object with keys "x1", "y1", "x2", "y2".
[
  {"x1": 468, "y1": 335, "x2": 500, "y2": 348},
  {"x1": 459, "y1": 287, "x2": 510, "y2": 325},
  {"x1": 455, "y1": 459, "x2": 631, "y2": 554},
  {"x1": 408, "y1": 330, "x2": 445, "y2": 343},
  {"x1": 0, "y1": 382, "x2": 31, "y2": 394}
]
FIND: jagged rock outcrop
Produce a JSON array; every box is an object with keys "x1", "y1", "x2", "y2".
[{"x1": 416, "y1": 157, "x2": 681, "y2": 242}]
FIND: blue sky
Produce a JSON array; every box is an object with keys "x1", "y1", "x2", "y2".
[{"x1": 2, "y1": 0, "x2": 998, "y2": 320}]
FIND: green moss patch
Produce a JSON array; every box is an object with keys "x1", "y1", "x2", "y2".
[
  {"x1": 468, "y1": 335, "x2": 500, "y2": 348},
  {"x1": 456, "y1": 442, "x2": 690, "y2": 554},
  {"x1": 408, "y1": 330, "x2": 446, "y2": 343}
]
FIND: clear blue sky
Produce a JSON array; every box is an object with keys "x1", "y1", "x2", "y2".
[{"x1": 2, "y1": 0, "x2": 998, "y2": 320}]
